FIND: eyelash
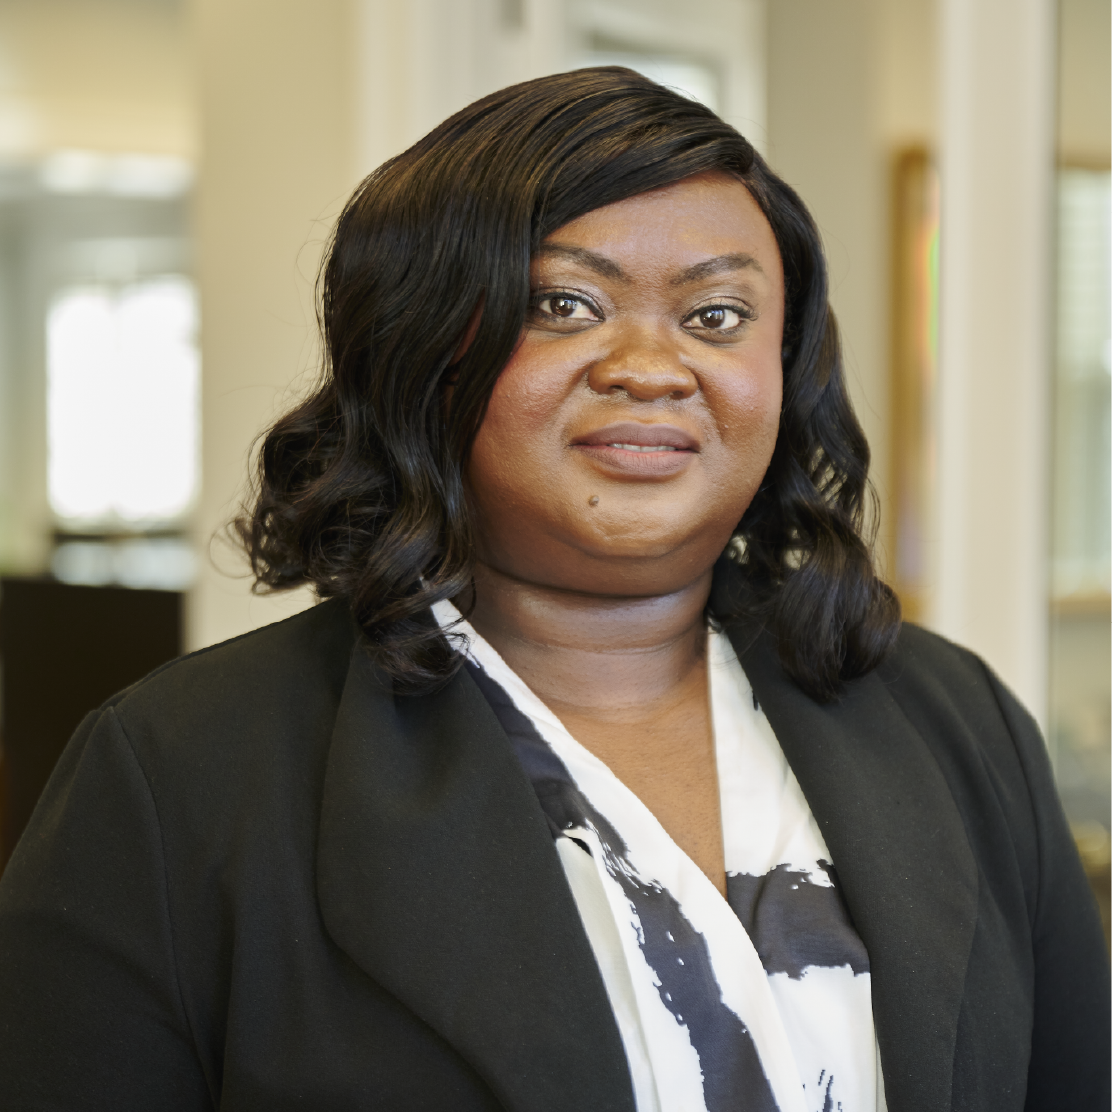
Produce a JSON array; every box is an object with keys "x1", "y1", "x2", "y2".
[
  {"x1": 528, "y1": 290, "x2": 756, "y2": 332},
  {"x1": 685, "y1": 304, "x2": 756, "y2": 332},
  {"x1": 529, "y1": 291, "x2": 601, "y2": 321}
]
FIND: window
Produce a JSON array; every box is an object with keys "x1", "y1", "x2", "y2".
[
  {"x1": 1048, "y1": 168, "x2": 1111, "y2": 835},
  {"x1": 1051, "y1": 169, "x2": 1111, "y2": 599},
  {"x1": 46, "y1": 275, "x2": 199, "y2": 527}
]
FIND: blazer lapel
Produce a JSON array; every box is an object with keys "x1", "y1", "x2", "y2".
[
  {"x1": 728, "y1": 620, "x2": 978, "y2": 1112},
  {"x1": 316, "y1": 643, "x2": 635, "y2": 1112}
]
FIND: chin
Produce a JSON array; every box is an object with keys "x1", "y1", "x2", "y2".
[
  {"x1": 570, "y1": 533, "x2": 727, "y2": 585},
  {"x1": 571, "y1": 526, "x2": 691, "y2": 563},
  {"x1": 572, "y1": 505, "x2": 737, "y2": 559}
]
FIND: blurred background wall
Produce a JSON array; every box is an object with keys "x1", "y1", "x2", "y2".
[
  {"x1": 1045, "y1": 0, "x2": 1110, "y2": 881},
  {"x1": 0, "y1": 0, "x2": 1107, "y2": 910}
]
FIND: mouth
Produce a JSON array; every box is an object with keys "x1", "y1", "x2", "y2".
[
  {"x1": 604, "y1": 442, "x2": 679, "y2": 453},
  {"x1": 570, "y1": 422, "x2": 698, "y2": 477}
]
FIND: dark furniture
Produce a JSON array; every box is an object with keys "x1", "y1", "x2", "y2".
[{"x1": 0, "y1": 577, "x2": 181, "y2": 868}]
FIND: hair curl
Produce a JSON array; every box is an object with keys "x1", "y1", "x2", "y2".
[{"x1": 237, "y1": 66, "x2": 899, "y2": 701}]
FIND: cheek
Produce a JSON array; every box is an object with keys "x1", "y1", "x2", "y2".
[
  {"x1": 478, "y1": 343, "x2": 576, "y2": 444},
  {"x1": 716, "y1": 358, "x2": 783, "y2": 465},
  {"x1": 466, "y1": 350, "x2": 570, "y2": 500}
]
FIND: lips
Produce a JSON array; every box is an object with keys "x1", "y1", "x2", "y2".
[
  {"x1": 573, "y1": 422, "x2": 698, "y2": 451},
  {"x1": 570, "y1": 422, "x2": 698, "y2": 477}
]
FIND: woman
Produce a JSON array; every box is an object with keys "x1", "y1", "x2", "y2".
[{"x1": 0, "y1": 68, "x2": 1106, "y2": 1111}]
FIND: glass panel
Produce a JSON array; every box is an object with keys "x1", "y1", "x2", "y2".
[
  {"x1": 46, "y1": 274, "x2": 199, "y2": 528},
  {"x1": 1048, "y1": 168, "x2": 1111, "y2": 864},
  {"x1": 51, "y1": 535, "x2": 195, "y2": 591}
]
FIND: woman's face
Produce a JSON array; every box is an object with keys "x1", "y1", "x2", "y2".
[{"x1": 466, "y1": 170, "x2": 785, "y2": 597}]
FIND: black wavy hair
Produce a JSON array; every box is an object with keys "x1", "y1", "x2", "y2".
[{"x1": 237, "y1": 66, "x2": 900, "y2": 702}]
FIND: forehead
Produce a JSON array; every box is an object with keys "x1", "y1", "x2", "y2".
[{"x1": 539, "y1": 171, "x2": 779, "y2": 271}]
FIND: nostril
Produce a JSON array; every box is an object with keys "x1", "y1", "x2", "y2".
[{"x1": 584, "y1": 347, "x2": 698, "y2": 402}]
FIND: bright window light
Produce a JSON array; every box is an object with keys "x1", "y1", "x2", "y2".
[
  {"x1": 1052, "y1": 169, "x2": 1111, "y2": 597},
  {"x1": 47, "y1": 276, "x2": 199, "y2": 526},
  {"x1": 51, "y1": 536, "x2": 196, "y2": 590},
  {"x1": 40, "y1": 150, "x2": 194, "y2": 198}
]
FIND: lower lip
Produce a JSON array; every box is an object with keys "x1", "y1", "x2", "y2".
[{"x1": 571, "y1": 444, "x2": 696, "y2": 477}]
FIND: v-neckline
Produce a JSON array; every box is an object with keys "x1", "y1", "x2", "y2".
[{"x1": 438, "y1": 600, "x2": 812, "y2": 1112}]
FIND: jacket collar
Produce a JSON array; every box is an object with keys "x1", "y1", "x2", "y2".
[
  {"x1": 316, "y1": 640, "x2": 636, "y2": 1112},
  {"x1": 724, "y1": 614, "x2": 978, "y2": 1112},
  {"x1": 316, "y1": 587, "x2": 979, "y2": 1112}
]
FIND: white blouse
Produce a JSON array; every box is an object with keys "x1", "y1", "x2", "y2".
[{"x1": 434, "y1": 601, "x2": 886, "y2": 1112}]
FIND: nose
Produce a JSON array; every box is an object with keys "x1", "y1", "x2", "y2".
[{"x1": 586, "y1": 325, "x2": 698, "y2": 401}]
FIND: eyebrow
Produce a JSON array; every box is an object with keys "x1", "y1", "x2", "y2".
[
  {"x1": 534, "y1": 243, "x2": 627, "y2": 280},
  {"x1": 535, "y1": 244, "x2": 764, "y2": 286},
  {"x1": 671, "y1": 253, "x2": 764, "y2": 285}
]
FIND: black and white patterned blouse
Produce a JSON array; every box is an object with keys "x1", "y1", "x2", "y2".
[{"x1": 435, "y1": 602, "x2": 886, "y2": 1112}]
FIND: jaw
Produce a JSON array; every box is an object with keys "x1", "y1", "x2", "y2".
[
  {"x1": 557, "y1": 479, "x2": 752, "y2": 562},
  {"x1": 474, "y1": 513, "x2": 737, "y2": 601},
  {"x1": 465, "y1": 441, "x2": 764, "y2": 599}
]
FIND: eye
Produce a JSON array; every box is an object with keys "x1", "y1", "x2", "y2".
[
  {"x1": 533, "y1": 294, "x2": 599, "y2": 321},
  {"x1": 683, "y1": 305, "x2": 750, "y2": 332}
]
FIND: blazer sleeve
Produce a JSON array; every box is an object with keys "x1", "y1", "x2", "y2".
[
  {"x1": 982, "y1": 669, "x2": 1111, "y2": 1112},
  {"x1": 0, "y1": 705, "x2": 213, "y2": 1111}
]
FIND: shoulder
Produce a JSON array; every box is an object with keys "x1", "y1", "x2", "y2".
[
  {"x1": 92, "y1": 597, "x2": 361, "y2": 805},
  {"x1": 872, "y1": 620, "x2": 1044, "y2": 793},
  {"x1": 108, "y1": 595, "x2": 358, "y2": 725},
  {"x1": 875, "y1": 621, "x2": 1041, "y2": 764},
  {"x1": 881, "y1": 619, "x2": 994, "y2": 691},
  {"x1": 872, "y1": 622, "x2": 1055, "y2": 901}
]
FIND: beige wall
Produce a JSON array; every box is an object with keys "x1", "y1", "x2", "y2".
[
  {"x1": 766, "y1": 0, "x2": 940, "y2": 571},
  {"x1": 187, "y1": 0, "x2": 360, "y2": 650},
  {"x1": 875, "y1": 0, "x2": 938, "y2": 148},
  {"x1": 1058, "y1": 0, "x2": 1111, "y2": 165},
  {"x1": 0, "y1": 0, "x2": 194, "y2": 159}
]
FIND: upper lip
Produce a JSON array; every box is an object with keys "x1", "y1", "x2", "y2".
[{"x1": 572, "y1": 422, "x2": 699, "y2": 451}]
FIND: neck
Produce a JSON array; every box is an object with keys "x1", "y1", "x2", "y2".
[{"x1": 461, "y1": 562, "x2": 713, "y2": 717}]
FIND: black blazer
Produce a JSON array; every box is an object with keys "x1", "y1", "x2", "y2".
[{"x1": 0, "y1": 587, "x2": 1107, "y2": 1111}]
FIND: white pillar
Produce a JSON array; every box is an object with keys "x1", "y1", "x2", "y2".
[{"x1": 933, "y1": 0, "x2": 1056, "y2": 726}]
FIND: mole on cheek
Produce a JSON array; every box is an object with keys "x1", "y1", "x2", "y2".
[{"x1": 588, "y1": 495, "x2": 600, "y2": 507}]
